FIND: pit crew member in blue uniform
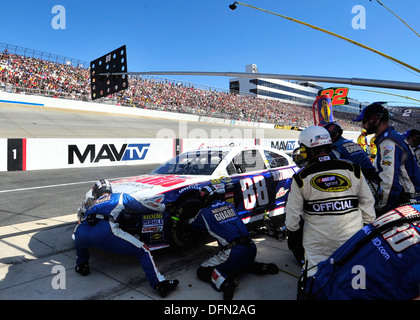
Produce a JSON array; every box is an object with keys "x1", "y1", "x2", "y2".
[
  {"x1": 404, "y1": 129, "x2": 420, "y2": 168},
  {"x1": 285, "y1": 126, "x2": 376, "y2": 277},
  {"x1": 73, "y1": 179, "x2": 179, "y2": 298},
  {"x1": 300, "y1": 203, "x2": 420, "y2": 300},
  {"x1": 324, "y1": 121, "x2": 382, "y2": 206},
  {"x1": 353, "y1": 102, "x2": 420, "y2": 215},
  {"x1": 323, "y1": 121, "x2": 380, "y2": 182},
  {"x1": 189, "y1": 185, "x2": 279, "y2": 300}
]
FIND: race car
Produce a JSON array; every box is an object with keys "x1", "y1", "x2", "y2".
[{"x1": 78, "y1": 145, "x2": 298, "y2": 250}]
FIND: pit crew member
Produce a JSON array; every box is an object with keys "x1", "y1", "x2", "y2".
[
  {"x1": 73, "y1": 179, "x2": 179, "y2": 298},
  {"x1": 353, "y1": 102, "x2": 420, "y2": 214},
  {"x1": 189, "y1": 185, "x2": 279, "y2": 300}
]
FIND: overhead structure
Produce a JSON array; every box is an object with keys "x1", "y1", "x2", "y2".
[
  {"x1": 90, "y1": 46, "x2": 420, "y2": 100},
  {"x1": 228, "y1": 1, "x2": 420, "y2": 76},
  {"x1": 370, "y1": 0, "x2": 420, "y2": 39}
]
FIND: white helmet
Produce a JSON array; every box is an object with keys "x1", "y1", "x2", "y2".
[{"x1": 299, "y1": 125, "x2": 332, "y2": 149}]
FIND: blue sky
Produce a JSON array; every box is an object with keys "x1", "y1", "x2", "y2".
[{"x1": 2, "y1": 0, "x2": 420, "y2": 106}]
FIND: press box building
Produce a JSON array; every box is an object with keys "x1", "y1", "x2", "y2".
[{"x1": 229, "y1": 64, "x2": 366, "y2": 114}]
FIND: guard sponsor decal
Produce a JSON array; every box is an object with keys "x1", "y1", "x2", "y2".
[
  {"x1": 342, "y1": 142, "x2": 364, "y2": 154},
  {"x1": 212, "y1": 205, "x2": 236, "y2": 222},
  {"x1": 311, "y1": 173, "x2": 351, "y2": 192}
]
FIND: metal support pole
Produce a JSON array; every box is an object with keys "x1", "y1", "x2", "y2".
[{"x1": 98, "y1": 71, "x2": 420, "y2": 92}]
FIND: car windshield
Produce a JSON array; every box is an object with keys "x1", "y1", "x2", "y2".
[{"x1": 150, "y1": 150, "x2": 229, "y2": 176}]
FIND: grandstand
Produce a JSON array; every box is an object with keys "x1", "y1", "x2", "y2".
[{"x1": 0, "y1": 43, "x2": 418, "y2": 132}]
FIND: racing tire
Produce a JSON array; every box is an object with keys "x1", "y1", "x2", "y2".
[{"x1": 168, "y1": 198, "x2": 202, "y2": 249}]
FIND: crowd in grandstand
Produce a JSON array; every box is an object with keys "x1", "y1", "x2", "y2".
[
  {"x1": 1, "y1": 49, "x2": 417, "y2": 132},
  {"x1": 0, "y1": 51, "x2": 89, "y2": 99},
  {"x1": 116, "y1": 76, "x2": 333, "y2": 128}
]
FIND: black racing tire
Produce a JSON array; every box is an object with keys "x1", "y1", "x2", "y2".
[{"x1": 168, "y1": 198, "x2": 202, "y2": 249}]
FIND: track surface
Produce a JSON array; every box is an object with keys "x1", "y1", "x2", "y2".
[
  {"x1": 0, "y1": 164, "x2": 156, "y2": 227},
  {"x1": 0, "y1": 102, "x2": 299, "y2": 139}
]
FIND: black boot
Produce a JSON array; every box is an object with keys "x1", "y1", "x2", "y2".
[
  {"x1": 75, "y1": 262, "x2": 90, "y2": 276},
  {"x1": 254, "y1": 262, "x2": 279, "y2": 275},
  {"x1": 155, "y1": 279, "x2": 179, "y2": 297},
  {"x1": 222, "y1": 277, "x2": 239, "y2": 300}
]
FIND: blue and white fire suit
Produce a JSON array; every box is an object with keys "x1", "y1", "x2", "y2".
[
  {"x1": 306, "y1": 204, "x2": 420, "y2": 300},
  {"x1": 331, "y1": 136, "x2": 379, "y2": 183},
  {"x1": 189, "y1": 199, "x2": 257, "y2": 291},
  {"x1": 74, "y1": 193, "x2": 165, "y2": 288},
  {"x1": 330, "y1": 136, "x2": 382, "y2": 205},
  {"x1": 374, "y1": 126, "x2": 420, "y2": 213}
]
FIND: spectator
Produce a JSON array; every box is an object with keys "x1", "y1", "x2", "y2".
[
  {"x1": 0, "y1": 49, "x2": 363, "y2": 129},
  {"x1": 2, "y1": 48, "x2": 414, "y2": 133}
]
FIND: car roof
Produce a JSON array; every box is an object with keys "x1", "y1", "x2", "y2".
[{"x1": 181, "y1": 145, "x2": 267, "y2": 153}]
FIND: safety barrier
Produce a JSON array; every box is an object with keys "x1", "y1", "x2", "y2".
[{"x1": 0, "y1": 137, "x2": 299, "y2": 171}]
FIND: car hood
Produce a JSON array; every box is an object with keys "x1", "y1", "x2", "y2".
[{"x1": 111, "y1": 174, "x2": 209, "y2": 198}]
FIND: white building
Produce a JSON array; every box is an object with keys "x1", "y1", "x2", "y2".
[{"x1": 229, "y1": 64, "x2": 367, "y2": 113}]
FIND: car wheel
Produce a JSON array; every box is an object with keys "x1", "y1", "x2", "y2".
[{"x1": 169, "y1": 198, "x2": 202, "y2": 248}]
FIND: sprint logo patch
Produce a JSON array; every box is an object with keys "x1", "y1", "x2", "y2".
[{"x1": 311, "y1": 173, "x2": 351, "y2": 192}]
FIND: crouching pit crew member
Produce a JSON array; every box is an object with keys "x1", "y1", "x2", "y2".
[
  {"x1": 73, "y1": 179, "x2": 179, "y2": 298},
  {"x1": 285, "y1": 126, "x2": 376, "y2": 278},
  {"x1": 188, "y1": 185, "x2": 279, "y2": 300}
]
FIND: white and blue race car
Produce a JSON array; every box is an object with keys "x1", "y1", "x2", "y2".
[{"x1": 78, "y1": 145, "x2": 298, "y2": 250}]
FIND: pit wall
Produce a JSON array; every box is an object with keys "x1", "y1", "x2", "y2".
[
  {"x1": 0, "y1": 92, "x2": 358, "y2": 171},
  {"x1": 0, "y1": 137, "x2": 300, "y2": 171}
]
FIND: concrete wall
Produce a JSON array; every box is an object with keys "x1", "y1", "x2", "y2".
[{"x1": 1, "y1": 136, "x2": 300, "y2": 171}]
